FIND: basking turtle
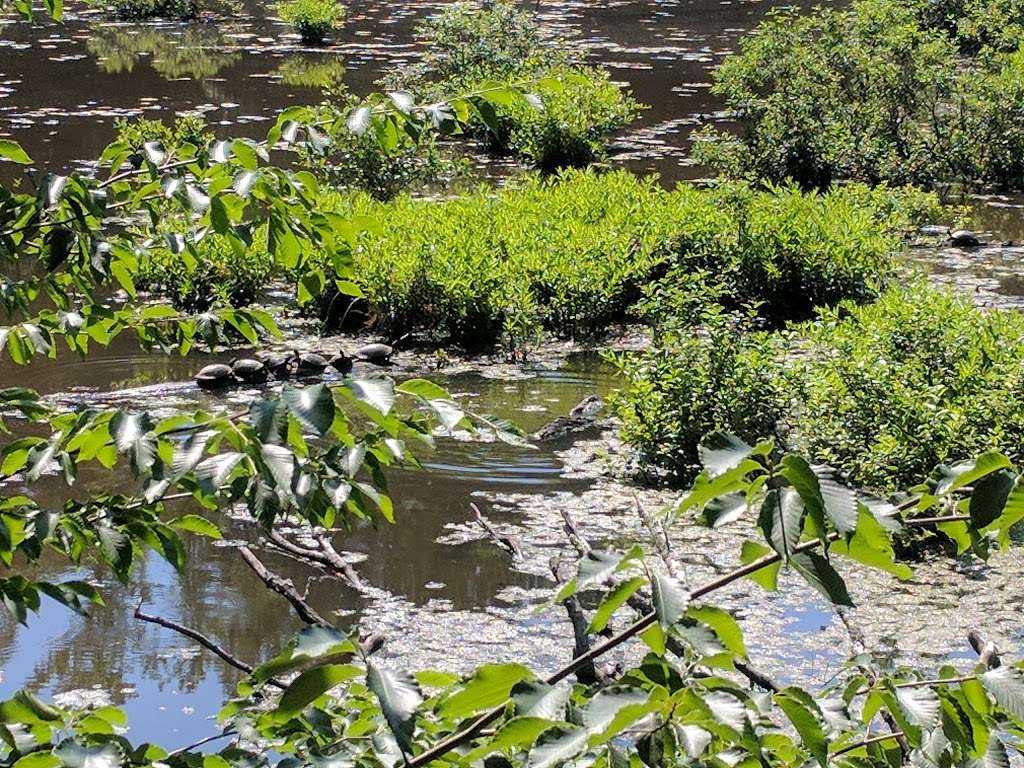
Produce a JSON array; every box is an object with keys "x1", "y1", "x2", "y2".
[
  {"x1": 355, "y1": 343, "x2": 393, "y2": 364},
  {"x1": 329, "y1": 353, "x2": 353, "y2": 374},
  {"x1": 231, "y1": 357, "x2": 267, "y2": 383},
  {"x1": 195, "y1": 363, "x2": 235, "y2": 390},
  {"x1": 257, "y1": 350, "x2": 295, "y2": 376},
  {"x1": 949, "y1": 229, "x2": 982, "y2": 248},
  {"x1": 296, "y1": 351, "x2": 329, "y2": 374}
]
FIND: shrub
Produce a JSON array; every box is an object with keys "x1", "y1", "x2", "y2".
[
  {"x1": 393, "y1": 0, "x2": 641, "y2": 171},
  {"x1": 137, "y1": 230, "x2": 274, "y2": 312},
  {"x1": 85, "y1": 0, "x2": 235, "y2": 20},
  {"x1": 278, "y1": 0, "x2": 345, "y2": 45},
  {"x1": 612, "y1": 281, "x2": 1024, "y2": 491},
  {"x1": 276, "y1": 56, "x2": 346, "y2": 90},
  {"x1": 311, "y1": 171, "x2": 935, "y2": 348},
  {"x1": 696, "y1": 0, "x2": 1024, "y2": 191},
  {"x1": 113, "y1": 114, "x2": 214, "y2": 155}
]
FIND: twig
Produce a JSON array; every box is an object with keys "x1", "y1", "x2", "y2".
[
  {"x1": 471, "y1": 502, "x2": 522, "y2": 559},
  {"x1": 237, "y1": 545, "x2": 331, "y2": 626},
  {"x1": 265, "y1": 528, "x2": 364, "y2": 591},
  {"x1": 134, "y1": 601, "x2": 284, "y2": 688},
  {"x1": 550, "y1": 558, "x2": 609, "y2": 686},
  {"x1": 830, "y1": 731, "x2": 906, "y2": 759},
  {"x1": 405, "y1": 515, "x2": 970, "y2": 767},
  {"x1": 167, "y1": 730, "x2": 237, "y2": 756},
  {"x1": 968, "y1": 629, "x2": 1001, "y2": 668}
]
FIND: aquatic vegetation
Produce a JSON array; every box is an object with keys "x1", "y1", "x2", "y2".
[
  {"x1": 696, "y1": 0, "x2": 1024, "y2": 191},
  {"x1": 396, "y1": 0, "x2": 642, "y2": 169},
  {"x1": 314, "y1": 171, "x2": 937, "y2": 349},
  {"x1": 612, "y1": 281, "x2": 1024, "y2": 490},
  {"x1": 87, "y1": 25, "x2": 240, "y2": 79},
  {"x1": 84, "y1": 0, "x2": 235, "y2": 21},
  {"x1": 277, "y1": 0, "x2": 345, "y2": 45},
  {"x1": 137, "y1": 229, "x2": 275, "y2": 311},
  {"x1": 275, "y1": 55, "x2": 346, "y2": 89}
]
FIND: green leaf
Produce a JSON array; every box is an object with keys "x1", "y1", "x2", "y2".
[
  {"x1": 277, "y1": 664, "x2": 358, "y2": 720},
  {"x1": 54, "y1": 741, "x2": 122, "y2": 768},
  {"x1": 981, "y1": 667, "x2": 1024, "y2": 719},
  {"x1": 686, "y1": 605, "x2": 747, "y2": 658},
  {"x1": 935, "y1": 452, "x2": 1011, "y2": 495},
  {"x1": 588, "y1": 576, "x2": 645, "y2": 633},
  {"x1": 895, "y1": 686, "x2": 939, "y2": 729},
  {"x1": 346, "y1": 378, "x2": 396, "y2": 415},
  {"x1": 830, "y1": 506, "x2": 912, "y2": 580},
  {"x1": 282, "y1": 384, "x2": 335, "y2": 435},
  {"x1": 511, "y1": 680, "x2": 571, "y2": 720},
  {"x1": 698, "y1": 432, "x2": 756, "y2": 477},
  {"x1": 438, "y1": 664, "x2": 533, "y2": 719},
  {"x1": 776, "y1": 688, "x2": 828, "y2": 766},
  {"x1": 969, "y1": 470, "x2": 1015, "y2": 530},
  {"x1": 759, "y1": 488, "x2": 804, "y2": 561},
  {"x1": 739, "y1": 539, "x2": 780, "y2": 591},
  {"x1": 529, "y1": 725, "x2": 589, "y2": 768},
  {"x1": 466, "y1": 717, "x2": 554, "y2": 760},
  {"x1": 14, "y1": 754, "x2": 61, "y2": 768},
  {"x1": 651, "y1": 571, "x2": 689, "y2": 630},
  {"x1": 0, "y1": 140, "x2": 32, "y2": 165},
  {"x1": 367, "y1": 662, "x2": 422, "y2": 755},
  {"x1": 169, "y1": 515, "x2": 222, "y2": 539},
  {"x1": 582, "y1": 686, "x2": 653, "y2": 742},
  {"x1": 791, "y1": 551, "x2": 853, "y2": 607}
]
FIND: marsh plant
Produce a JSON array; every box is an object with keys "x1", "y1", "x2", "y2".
[
  {"x1": 393, "y1": 0, "x2": 642, "y2": 170},
  {"x1": 278, "y1": 0, "x2": 345, "y2": 45},
  {"x1": 696, "y1": 0, "x2": 1024, "y2": 191}
]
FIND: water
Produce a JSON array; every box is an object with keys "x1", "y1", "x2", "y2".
[{"x1": 1, "y1": 0, "x2": 1022, "y2": 749}]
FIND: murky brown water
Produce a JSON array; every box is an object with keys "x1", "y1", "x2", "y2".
[{"x1": 2, "y1": 0, "x2": 1024, "y2": 750}]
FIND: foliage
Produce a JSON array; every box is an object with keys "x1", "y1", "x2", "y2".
[
  {"x1": 83, "y1": 0, "x2": 235, "y2": 21},
  {"x1": 395, "y1": 0, "x2": 641, "y2": 170},
  {"x1": 87, "y1": 26, "x2": 240, "y2": 80},
  {"x1": 613, "y1": 281, "x2": 1024, "y2": 490},
  {"x1": 113, "y1": 115, "x2": 214, "y2": 157},
  {"x1": 6, "y1": 430, "x2": 1024, "y2": 768},
  {"x1": 314, "y1": 172, "x2": 931, "y2": 349},
  {"x1": 695, "y1": 0, "x2": 1024, "y2": 191},
  {"x1": 136, "y1": 229, "x2": 274, "y2": 311},
  {"x1": 277, "y1": 0, "x2": 345, "y2": 45}
]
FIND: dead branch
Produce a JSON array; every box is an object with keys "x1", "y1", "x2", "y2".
[
  {"x1": 549, "y1": 557, "x2": 612, "y2": 686},
  {"x1": 134, "y1": 601, "x2": 285, "y2": 688},
  {"x1": 238, "y1": 545, "x2": 332, "y2": 626},
  {"x1": 265, "y1": 528, "x2": 365, "y2": 591},
  {"x1": 471, "y1": 502, "x2": 522, "y2": 559}
]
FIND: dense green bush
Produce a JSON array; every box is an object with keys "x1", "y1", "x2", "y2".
[
  {"x1": 137, "y1": 230, "x2": 274, "y2": 312},
  {"x1": 394, "y1": 1, "x2": 641, "y2": 170},
  {"x1": 113, "y1": 114, "x2": 214, "y2": 155},
  {"x1": 696, "y1": 0, "x2": 1024, "y2": 191},
  {"x1": 311, "y1": 171, "x2": 937, "y2": 348},
  {"x1": 278, "y1": 0, "x2": 345, "y2": 44},
  {"x1": 612, "y1": 282, "x2": 1024, "y2": 490},
  {"x1": 85, "y1": 0, "x2": 234, "y2": 20}
]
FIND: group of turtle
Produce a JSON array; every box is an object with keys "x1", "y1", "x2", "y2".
[{"x1": 194, "y1": 343, "x2": 394, "y2": 389}]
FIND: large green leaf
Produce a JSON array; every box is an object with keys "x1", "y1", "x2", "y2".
[
  {"x1": 829, "y1": 506, "x2": 912, "y2": 580},
  {"x1": 587, "y1": 576, "x2": 645, "y2": 633},
  {"x1": 686, "y1": 605, "x2": 747, "y2": 658},
  {"x1": 981, "y1": 667, "x2": 1024, "y2": 719},
  {"x1": 54, "y1": 741, "x2": 122, "y2": 768},
  {"x1": 934, "y1": 452, "x2": 1011, "y2": 495},
  {"x1": 282, "y1": 384, "x2": 335, "y2": 435},
  {"x1": 969, "y1": 470, "x2": 1015, "y2": 530},
  {"x1": 791, "y1": 551, "x2": 853, "y2": 607},
  {"x1": 439, "y1": 664, "x2": 533, "y2": 719},
  {"x1": 0, "y1": 140, "x2": 32, "y2": 165},
  {"x1": 512, "y1": 681, "x2": 571, "y2": 720},
  {"x1": 367, "y1": 662, "x2": 422, "y2": 754},
  {"x1": 651, "y1": 571, "x2": 690, "y2": 630},
  {"x1": 529, "y1": 725, "x2": 589, "y2": 768},
  {"x1": 276, "y1": 664, "x2": 359, "y2": 720},
  {"x1": 759, "y1": 488, "x2": 804, "y2": 560},
  {"x1": 775, "y1": 688, "x2": 828, "y2": 766},
  {"x1": 895, "y1": 686, "x2": 939, "y2": 729},
  {"x1": 698, "y1": 432, "x2": 756, "y2": 477}
]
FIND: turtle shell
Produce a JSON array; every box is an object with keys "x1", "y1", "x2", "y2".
[
  {"x1": 231, "y1": 358, "x2": 267, "y2": 381},
  {"x1": 296, "y1": 352, "x2": 329, "y2": 373},
  {"x1": 195, "y1": 363, "x2": 235, "y2": 389},
  {"x1": 355, "y1": 343, "x2": 393, "y2": 363}
]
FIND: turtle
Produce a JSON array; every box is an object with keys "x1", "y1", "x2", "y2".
[
  {"x1": 257, "y1": 350, "x2": 295, "y2": 376},
  {"x1": 231, "y1": 357, "x2": 268, "y2": 383},
  {"x1": 195, "y1": 363, "x2": 236, "y2": 389},
  {"x1": 949, "y1": 229, "x2": 982, "y2": 248},
  {"x1": 296, "y1": 351, "x2": 329, "y2": 374},
  {"x1": 355, "y1": 343, "x2": 393, "y2": 364},
  {"x1": 329, "y1": 352, "x2": 353, "y2": 374}
]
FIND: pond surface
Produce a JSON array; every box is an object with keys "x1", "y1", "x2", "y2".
[{"x1": 2, "y1": 0, "x2": 1024, "y2": 751}]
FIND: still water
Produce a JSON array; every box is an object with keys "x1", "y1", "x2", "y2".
[{"x1": 1, "y1": 0, "x2": 1022, "y2": 750}]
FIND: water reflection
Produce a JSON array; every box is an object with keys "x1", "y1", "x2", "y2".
[
  {"x1": 275, "y1": 54, "x2": 345, "y2": 89},
  {"x1": 87, "y1": 24, "x2": 242, "y2": 80}
]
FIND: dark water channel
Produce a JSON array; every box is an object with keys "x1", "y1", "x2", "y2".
[{"x1": 2, "y1": 0, "x2": 1024, "y2": 750}]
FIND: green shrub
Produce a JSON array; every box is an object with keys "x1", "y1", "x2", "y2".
[
  {"x1": 311, "y1": 171, "x2": 935, "y2": 349},
  {"x1": 393, "y1": 0, "x2": 641, "y2": 170},
  {"x1": 278, "y1": 0, "x2": 345, "y2": 45},
  {"x1": 113, "y1": 114, "x2": 214, "y2": 155},
  {"x1": 138, "y1": 230, "x2": 274, "y2": 312},
  {"x1": 85, "y1": 0, "x2": 234, "y2": 20},
  {"x1": 612, "y1": 282, "x2": 1024, "y2": 491},
  {"x1": 696, "y1": 0, "x2": 1024, "y2": 191}
]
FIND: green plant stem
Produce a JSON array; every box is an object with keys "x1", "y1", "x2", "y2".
[
  {"x1": 830, "y1": 731, "x2": 906, "y2": 758},
  {"x1": 406, "y1": 512, "x2": 970, "y2": 767}
]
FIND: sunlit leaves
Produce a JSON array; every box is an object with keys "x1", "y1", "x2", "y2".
[
  {"x1": 367, "y1": 662, "x2": 422, "y2": 754},
  {"x1": 981, "y1": 667, "x2": 1024, "y2": 719},
  {"x1": 437, "y1": 664, "x2": 533, "y2": 719}
]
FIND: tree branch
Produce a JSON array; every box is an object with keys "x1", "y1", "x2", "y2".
[{"x1": 237, "y1": 545, "x2": 332, "y2": 626}]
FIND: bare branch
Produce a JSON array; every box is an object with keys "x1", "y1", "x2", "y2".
[
  {"x1": 237, "y1": 545, "x2": 332, "y2": 626},
  {"x1": 471, "y1": 503, "x2": 522, "y2": 559}
]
